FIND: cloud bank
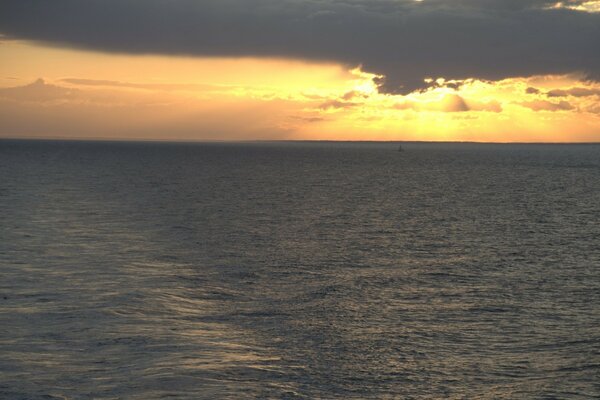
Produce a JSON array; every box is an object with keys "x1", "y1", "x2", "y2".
[
  {"x1": 2, "y1": 76, "x2": 599, "y2": 141},
  {"x1": 0, "y1": 0, "x2": 599, "y2": 94},
  {"x1": 0, "y1": 78, "x2": 297, "y2": 140}
]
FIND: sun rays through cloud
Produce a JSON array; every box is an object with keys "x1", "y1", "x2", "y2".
[{"x1": 0, "y1": 0, "x2": 599, "y2": 141}]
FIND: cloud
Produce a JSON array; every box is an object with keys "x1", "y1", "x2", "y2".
[
  {"x1": 393, "y1": 93, "x2": 501, "y2": 113},
  {"x1": 319, "y1": 99, "x2": 359, "y2": 110},
  {"x1": 61, "y1": 78, "x2": 227, "y2": 92},
  {"x1": 0, "y1": 78, "x2": 79, "y2": 102},
  {"x1": 519, "y1": 99, "x2": 575, "y2": 111},
  {"x1": 341, "y1": 91, "x2": 368, "y2": 101},
  {"x1": 0, "y1": 78, "x2": 185, "y2": 106},
  {"x1": 0, "y1": 79, "x2": 301, "y2": 139},
  {"x1": 440, "y1": 94, "x2": 470, "y2": 112},
  {"x1": 1, "y1": 0, "x2": 599, "y2": 94},
  {"x1": 546, "y1": 87, "x2": 600, "y2": 97},
  {"x1": 289, "y1": 115, "x2": 327, "y2": 123},
  {"x1": 469, "y1": 99, "x2": 503, "y2": 113}
]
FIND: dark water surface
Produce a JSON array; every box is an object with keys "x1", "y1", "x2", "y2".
[{"x1": 1, "y1": 140, "x2": 599, "y2": 399}]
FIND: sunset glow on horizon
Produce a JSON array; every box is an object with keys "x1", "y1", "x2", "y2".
[{"x1": 1, "y1": 0, "x2": 599, "y2": 142}]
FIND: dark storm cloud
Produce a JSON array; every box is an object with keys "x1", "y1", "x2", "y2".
[{"x1": 0, "y1": 0, "x2": 599, "y2": 94}]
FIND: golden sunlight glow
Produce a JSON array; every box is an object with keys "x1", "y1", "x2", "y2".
[
  {"x1": 0, "y1": 40, "x2": 353, "y2": 94},
  {"x1": 549, "y1": 1, "x2": 600, "y2": 12},
  {"x1": 1, "y1": 40, "x2": 599, "y2": 142}
]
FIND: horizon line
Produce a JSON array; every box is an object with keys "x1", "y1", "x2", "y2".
[{"x1": 2, "y1": 136, "x2": 600, "y2": 145}]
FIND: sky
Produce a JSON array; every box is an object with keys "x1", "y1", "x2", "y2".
[{"x1": 0, "y1": 0, "x2": 599, "y2": 142}]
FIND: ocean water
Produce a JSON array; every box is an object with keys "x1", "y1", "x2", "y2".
[{"x1": 1, "y1": 139, "x2": 599, "y2": 399}]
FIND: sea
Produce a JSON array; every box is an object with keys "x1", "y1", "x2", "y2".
[{"x1": 1, "y1": 139, "x2": 599, "y2": 399}]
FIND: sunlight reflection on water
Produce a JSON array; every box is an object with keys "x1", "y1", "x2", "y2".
[{"x1": 1, "y1": 140, "x2": 599, "y2": 399}]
